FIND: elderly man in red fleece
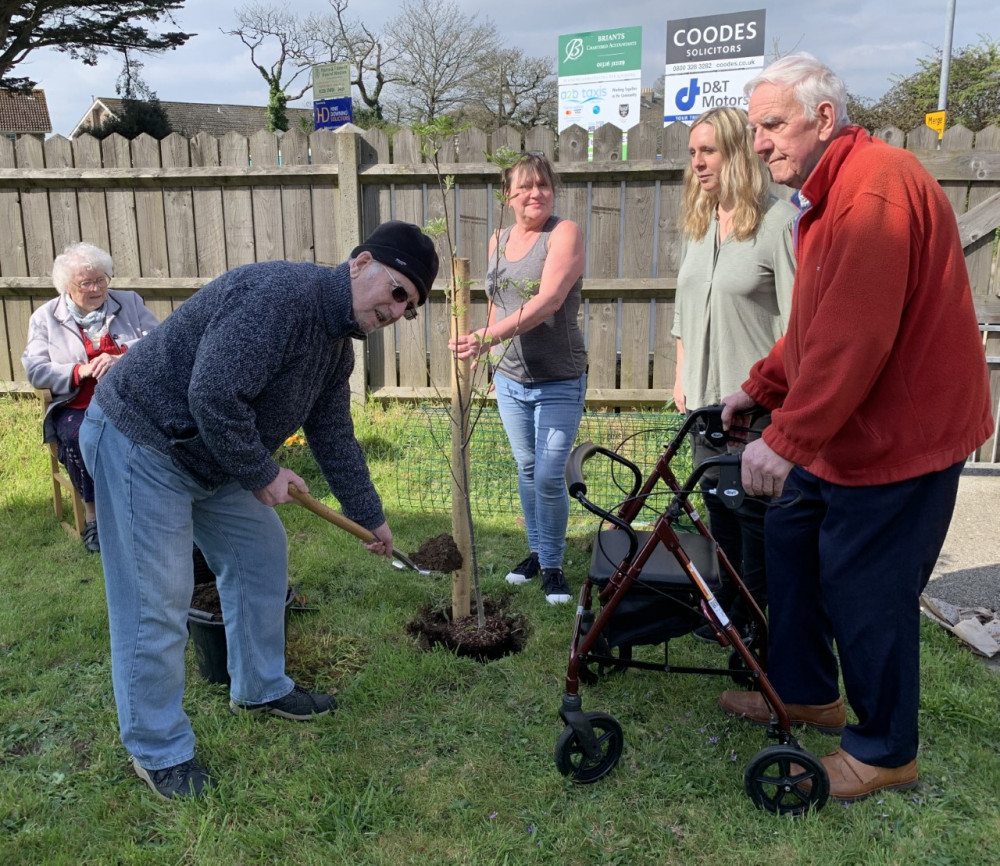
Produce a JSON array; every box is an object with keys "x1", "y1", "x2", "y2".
[{"x1": 718, "y1": 53, "x2": 993, "y2": 802}]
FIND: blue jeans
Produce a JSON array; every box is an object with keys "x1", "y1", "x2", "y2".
[
  {"x1": 493, "y1": 372, "x2": 586, "y2": 570},
  {"x1": 765, "y1": 462, "x2": 962, "y2": 767},
  {"x1": 80, "y1": 402, "x2": 292, "y2": 770}
]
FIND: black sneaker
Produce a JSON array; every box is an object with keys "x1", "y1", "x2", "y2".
[
  {"x1": 505, "y1": 552, "x2": 540, "y2": 585},
  {"x1": 541, "y1": 568, "x2": 572, "y2": 604},
  {"x1": 132, "y1": 757, "x2": 215, "y2": 800},
  {"x1": 692, "y1": 623, "x2": 717, "y2": 643},
  {"x1": 693, "y1": 621, "x2": 756, "y2": 646},
  {"x1": 82, "y1": 519, "x2": 100, "y2": 554},
  {"x1": 230, "y1": 684, "x2": 336, "y2": 720}
]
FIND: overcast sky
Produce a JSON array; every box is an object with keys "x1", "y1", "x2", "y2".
[{"x1": 27, "y1": 0, "x2": 999, "y2": 136}]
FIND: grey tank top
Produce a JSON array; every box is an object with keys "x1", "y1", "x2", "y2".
[{"x1": 487, "y1": 216, "x2": 587, "y2": 383}]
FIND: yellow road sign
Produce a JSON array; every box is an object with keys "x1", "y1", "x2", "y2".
[{"x1": 925, "y1": 110, "x2": 946, "y2": 139}]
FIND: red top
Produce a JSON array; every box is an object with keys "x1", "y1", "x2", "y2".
[
  {"x1": 745, "y1": 126, "x2": 993, "y2": 485},
  {"x1": 67, "y1": 332, "x2": 126, "y2": 410}
]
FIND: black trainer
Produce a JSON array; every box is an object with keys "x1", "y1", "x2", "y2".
[
  {"x1": 132, "y1": 757, "x2": 215, "y2": 800},
  {"x1": 230, "y1": 684, "x2": 336, "y2": 720},
  {"x1": 541, "y1": 568, "x2": 572, "y2": 604},
  {"x1": 82, "y1": 519, "x2": 100, "y2": 554},
  {"x1": 693, "y1": 621, "x2": 756, "y2": 646},
  {"x1": 506, "y1": 552, "x2": 540, "y2": 585}
]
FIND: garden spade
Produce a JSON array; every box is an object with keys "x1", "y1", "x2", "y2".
[{"x1": 286, "y1": 486, "x2": 431, "y2": 574}]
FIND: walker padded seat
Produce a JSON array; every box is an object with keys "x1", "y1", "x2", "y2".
[{"x1": 588, "y1": 530, "x2": 721, "y2": 647}]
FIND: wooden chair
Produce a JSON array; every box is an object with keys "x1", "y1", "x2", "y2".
[{"x1": 38, "y1": 390, "x2": 87, "y2": 539}]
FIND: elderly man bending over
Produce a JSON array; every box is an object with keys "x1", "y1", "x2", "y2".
[{"x1": 80, "y1": 221, "x2": 438, "y2": 800}]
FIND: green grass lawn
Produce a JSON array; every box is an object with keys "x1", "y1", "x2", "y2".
[{"x1": 1, "y1": 396, "x2": 998, "y2": 865}]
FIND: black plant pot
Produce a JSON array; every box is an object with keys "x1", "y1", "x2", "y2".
[{"x1": 188, "y1": 581, "x2": 295, "y2": 685}]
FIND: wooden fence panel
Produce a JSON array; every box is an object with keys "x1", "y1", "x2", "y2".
[
  {"x1": 309, "y1": 129, "x2": 340, "y2": 268},
  {"x1": 359, "y1": 128, "x2": 393, "y2": 389},
  {"x1": 249, "y1": 130, "x2": 282, "y2": 262},
  {"x1": 17, "y1": 137, "x2": 53, "y2": 276},
  {"x1": 131, "y1": 135, "x2": 169, "y2": 278},
  {"x1": 279, "y1": 129, "x2": 314, "y2": 263},
  {"x1": 101, "y1": 135, "x2": 141, "y2": 275},
  {"x1": 939, "y1": 125, "x2": 974, "y2": 215},
  {"x1": 146, "y1": 135, "x2": 189, "y2": 320},
  {"x1": 651, "y1": 297, "x2": 676, "y2": 394},
  {"x1": 220, "y1": 133, "x2": 254, "y2": 268},
  {"x1": 160, "y1": 134, "x2": 197, "y2": 276},
  {"x1": 44, "y1": 137, "x2": 79, "y2": 254},
  {"x1": 622, "y1": 120, "x2": 659, "y2": 280},
  {"x1": 0, "y1": 122, "x2": 997, "y2": 452},
  {"x1": 391, "y1": 130, "x2": 429, "y2": 389},
  {"x1": 966, "y1": 126, "x2": 1000, "y2": 301},
  {"x1": 456, "y1": 127, "x2": 490, "y2": 274},
  {"x1": 0, "y1": 138, "x2": 27, "y2": 279},
  {"x1": 189, "y1": 133, "x2": 227, "y2": 276},
  {"x1": 73, "y1": 136, "x2": 111, "y2": 253}
]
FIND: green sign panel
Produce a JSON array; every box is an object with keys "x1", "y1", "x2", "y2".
[{"x1": 558, "y1": 27, "x2": 642, "y2": 77}]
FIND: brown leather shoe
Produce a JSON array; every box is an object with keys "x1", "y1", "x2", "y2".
[
  {"x1": 822, "y1": 747, "x2": 918, "y2": 802},
  {"x1": 719, "y1": 690, "x2": 846, "y2": 734}
]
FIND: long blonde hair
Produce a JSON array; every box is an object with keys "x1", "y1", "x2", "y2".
[{"x1": 681, "y1": 107, "x2": 770, "y2": 242}]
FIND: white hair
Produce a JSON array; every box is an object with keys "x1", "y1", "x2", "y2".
[
  {"x1": 745, "y1": 52, "x2": 850, "y2": 130},
  {"x1": 51, "y1": 242, "x2": 114, "y2": 295}
]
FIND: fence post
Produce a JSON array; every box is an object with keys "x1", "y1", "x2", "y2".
[{"x1": 335, "y1": 127, "x2": 366, "y2": 402}]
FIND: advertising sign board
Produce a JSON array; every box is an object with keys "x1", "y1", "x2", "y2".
[
  {"x1": 662, "y1": 9, "x2": 766, "y2": 125},
  {"x1": 558, "y1": 26, "x2": 642, "y2": 134},
  {"x1": 313, "y1": 62, "x2": 353, "y2": 130}
]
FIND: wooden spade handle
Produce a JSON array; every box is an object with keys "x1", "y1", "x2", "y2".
[
  {"x1": 286, "y1": 485, "x2": 426, "y2": 572},
  {"x1": 287, "y1": 486, "x2": 376, "y2": 543}
]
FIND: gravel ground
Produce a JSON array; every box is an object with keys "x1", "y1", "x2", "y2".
[{"x1": 928, "y1": 467, "x2": 1000, "y2": 613}]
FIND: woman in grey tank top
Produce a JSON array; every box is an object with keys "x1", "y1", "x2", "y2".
[{"x1": 450, "y1": 153, "x2": 586, "y2": 604}]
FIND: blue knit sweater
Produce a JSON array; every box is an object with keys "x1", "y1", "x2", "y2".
[{"x1": 94, "y1": 260, "x2": 385, "y2": 529}]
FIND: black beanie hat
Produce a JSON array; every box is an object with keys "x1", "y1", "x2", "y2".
[{"x1": 351, "y1": 221, "x2": 439, "y2": 305}]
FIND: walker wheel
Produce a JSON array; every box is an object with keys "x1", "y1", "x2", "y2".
[
  {"x1": 744, "y1": 745, "x2": 829, "y2": 815},
  {"x1": 555, "y1": 711, "x2": 624, "y2": 784}
]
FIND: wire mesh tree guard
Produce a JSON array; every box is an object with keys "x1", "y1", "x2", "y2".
[{"x1": 394, "y1": 406, "x2": 692, "y2": 518}]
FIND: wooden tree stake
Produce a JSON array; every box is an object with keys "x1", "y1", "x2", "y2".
[{"x1": 450, "y1": 257, "x2": 473, "y2": 618}]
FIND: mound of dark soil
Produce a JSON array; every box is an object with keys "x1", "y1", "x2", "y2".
[
  {"x1": 406, "y1": 597, "x2": 528, "y2": 662},
  {"x1": 190, "y1": 582, "x2": 223, "y2": 620},
  {"x1": 409, "y1": 533, "x2": 463, "y2": 572}
]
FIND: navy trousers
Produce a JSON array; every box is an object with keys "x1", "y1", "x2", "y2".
[{"x1": 764, "y1": 462, "x2": 963, "y2": 767}]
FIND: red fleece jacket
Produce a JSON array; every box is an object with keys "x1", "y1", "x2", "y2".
[{"x1": 745, "y1": 126, "x2": 993, "y2": 485}]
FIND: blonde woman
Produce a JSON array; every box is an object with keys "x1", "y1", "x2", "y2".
[{"x1": 672, "y1": 106, "x2": 796, "y2": 639}]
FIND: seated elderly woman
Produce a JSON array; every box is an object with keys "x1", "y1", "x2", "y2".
[{"x1": 22, "y1": 242, "x2": 159, "y2": 553}]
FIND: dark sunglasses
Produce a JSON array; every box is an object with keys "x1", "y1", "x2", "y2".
[{"x1": 377, "y1": 263, "x2": 418, "y2": 320}]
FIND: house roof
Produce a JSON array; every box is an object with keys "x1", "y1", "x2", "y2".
[
  {"x1": 0, "y1": 89, "x2": 52, "y2": 134},
  {"x1": 71, "y1": 98, "x2": 315, "y2": 139}
]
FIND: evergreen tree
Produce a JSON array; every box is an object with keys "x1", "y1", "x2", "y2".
[{"x1": 0, "y1": 2, "x2": 191, "y2": 90}]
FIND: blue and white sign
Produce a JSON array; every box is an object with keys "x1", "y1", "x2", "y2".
[
  {"x1": 663, "y1": 9, "x2": 766, "y2": 125},
  {"x1": 313, "y1": 98, "x2": 352, "y2": 130},
  {"x1": 313, "y1": 62, "x2": 353, "y2": 130}
]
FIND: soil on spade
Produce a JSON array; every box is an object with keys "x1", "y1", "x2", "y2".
[
  {"x1": 408, "y1": 533, "x2": 463, "y2": 573},
  {"x1": 406, "y1": 597, "x2": 528, "y2": 662}
]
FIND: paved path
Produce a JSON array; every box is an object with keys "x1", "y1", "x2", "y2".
[{"x1": 929, "y1": 468, "x2": 1000, "y2": 613}]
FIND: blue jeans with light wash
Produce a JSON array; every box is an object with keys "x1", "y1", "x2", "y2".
[
  {"x1": 79, "y1": 401, "x2": 293, "y2": 771},
  {"x1": 493, "y1": 372, "x2": 586, "y2": 570}
]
